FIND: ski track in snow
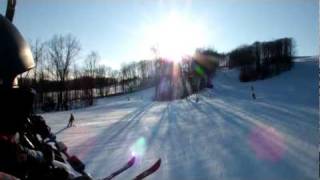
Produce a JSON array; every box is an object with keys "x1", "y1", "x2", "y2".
[{"x1": 42, "y1": 59, "x2": 318, "y2": 180}]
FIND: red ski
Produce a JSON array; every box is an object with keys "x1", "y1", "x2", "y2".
[
  {"x1": 133, "y1": 158, "x2": 161, "y2": 180},
  {"x1": 104, "y1": 156, "x2": 136, "y2": 180}
]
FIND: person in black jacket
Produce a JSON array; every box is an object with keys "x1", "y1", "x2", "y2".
[
  {"x1": 0, "y1": 12, "x2": 70, "y2": 179},
  {"x1": 67, "y1": 113, "x2": 75, "y2": 128},
  {"x1": 251, "y1": 86, "x2": 256, "y2": 100}
]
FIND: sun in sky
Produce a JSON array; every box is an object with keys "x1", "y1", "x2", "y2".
[{"x1": 140, "y1": 11, "x2": 208, "y2": 62}]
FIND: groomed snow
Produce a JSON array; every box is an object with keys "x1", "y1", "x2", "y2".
[{"x1": 42, "y1": 58, "x2": 318, "y2": 180}]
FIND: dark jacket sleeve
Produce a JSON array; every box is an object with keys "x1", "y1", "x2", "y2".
[{"x1": 0, "y1": 133, "x2": 46, "y2": 178}]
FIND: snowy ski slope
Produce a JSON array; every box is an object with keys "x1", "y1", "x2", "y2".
[{"x1": 42, "y1": 58, "x2": 318, "y2": 180}]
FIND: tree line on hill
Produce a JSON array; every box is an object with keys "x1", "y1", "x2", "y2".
[
  {"x1": 21, "y1": 34, "x2": 294, "y2": 111},
  {"x1": 153, "y1": 48, "x2": 220, "y2": 101},
  {"x1": 228, "y1": 38, "x2": 294, "y2": 82},
  {"x1": 20, "y1": 34, "x2": 157, "y2": 112}
]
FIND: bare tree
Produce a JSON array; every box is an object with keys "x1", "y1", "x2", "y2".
[
  {"x1": 110, "y1": 70, "x2": 119, "y2": 94},
  {"x1": 71, "y1": 64, "x2": 81, "y2": 104},
  {"x1": 31, "y1": 39, "x2": 45, "y2": 82},
  {"x1": 30, "y1": 39, "x2": 46, "y2": 109},
  {"x1": 46, "y1": 34, "x2": 81, "y2": 110},
  {"x1": 84, "y1": 51, "x2": 99, "y2": 78},
  {"x1": 96, "y1": 64, "x2": 106, "y2": 96},
  {"x1": 138, "y1": 60, "x2": 147, "y2": 81},
  {"x1": 83, "y1": 51, "x2": 100, "y2": 103}
]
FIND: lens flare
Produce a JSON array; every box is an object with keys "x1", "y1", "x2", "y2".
[
  {"x1": 131, "y1": 151, "x2": 136, "y2": 157},
  {"x1": 141, "y1": 11, "x2": 208, "y2": 62},
  {"x1": 130, "y1": 137, "x2": 147, "y2": 157},
  {"x1": 248, "y1": 125, "x2": 286, "y2": 162},
  {"x1": 195, "y1": 65, "x2": 205, "y2": 76}
]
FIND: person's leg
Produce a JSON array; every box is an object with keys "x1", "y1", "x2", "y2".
[{"x1": 252, "y1": 93, "x2": 256, "y2": 99}]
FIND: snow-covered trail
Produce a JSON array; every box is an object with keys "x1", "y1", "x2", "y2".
[{"x1": 42, "y1": 59, "x2": 318, "y2": 180}]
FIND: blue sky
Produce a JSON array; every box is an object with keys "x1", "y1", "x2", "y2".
[{"x1": 0, "y1": 0, "x2": 318, "y2": 69}]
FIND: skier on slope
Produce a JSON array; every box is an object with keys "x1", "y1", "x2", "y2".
[
  {"x1": 67, "y1": 113, "x2": 75, "y2": 128},
  {"x1": 251, "y1": 85, "x2": 256, "y2": 100},
  {"x1": 0, "y1": 9, "x2": 90, "y2": 179}
]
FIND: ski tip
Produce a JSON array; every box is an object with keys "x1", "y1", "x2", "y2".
[
  {"x1": 153, "y1": 158, "x2": 161, "y2": 170},
  {"x1": 133, "y1": 158, "x2": 162, "y2": 180},
  {"x1": 155, "y1": 158, "x2": 161, "y2": 167},
  {"x1": 148, "y1": 158, "x2": 161, "y2": 171},
  {"x1": 129, "y1": 156, "x2": 136, "y2": 166}
]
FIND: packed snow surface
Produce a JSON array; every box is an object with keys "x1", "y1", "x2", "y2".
[{"x1": 43, "y1": 58, "x2": 318, "y2": 180}]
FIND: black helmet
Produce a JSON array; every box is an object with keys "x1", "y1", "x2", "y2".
[
  {"x1": 0, "y1": 14, "x2": 34, "y2": 87},
  {"x1": 0, "y1": 14, "x2": 35, "y2": 133}
]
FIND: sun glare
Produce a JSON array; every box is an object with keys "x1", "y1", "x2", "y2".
[{"x1": 142, "y1": 12, "x2": 208, "y2": 62}]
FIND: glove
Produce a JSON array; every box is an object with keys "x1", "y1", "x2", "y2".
[
  {"x1": 30, "y1": 115, "x2": 51, "y2": 139},
  {"x1": 48, "y1": 133, "x2": 56, "y2": 141},
  {"x1": 41, "y1": 144, "x2": 54, "y2": 165},
  {"x1": 48, "y1": 166, "x2": 69, "y2": 180},
  {"x1": 68, "y1": 155, "x2": 85, "y2": 173}
]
